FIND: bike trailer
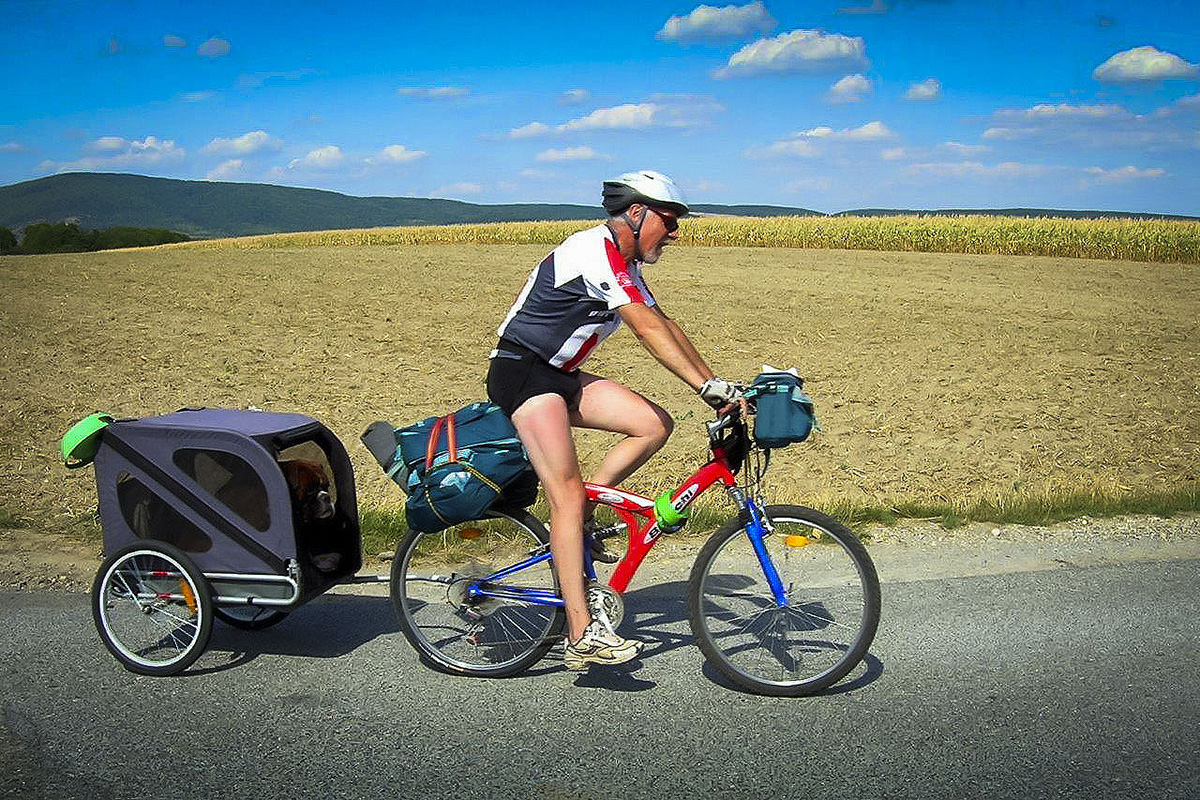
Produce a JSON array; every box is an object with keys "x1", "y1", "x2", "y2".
[
  {"x1": 93, "y1": 408, "x2": 362, "y2": 606},
  {"x1": 362, "y1": 401, "x2": 536, "y2": 533}
]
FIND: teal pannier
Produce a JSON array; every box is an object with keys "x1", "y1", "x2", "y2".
[{"x1": 362, "y1": 402, "x2": 536, "y2": 533}]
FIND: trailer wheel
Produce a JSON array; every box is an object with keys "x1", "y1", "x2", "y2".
[{"x1": 92, "y1": 541, "x2": 213, "y2": 676}]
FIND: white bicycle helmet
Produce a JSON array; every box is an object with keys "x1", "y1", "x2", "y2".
[{"x1": 602, "y1": 170, "x2": 689, "y2": 216}]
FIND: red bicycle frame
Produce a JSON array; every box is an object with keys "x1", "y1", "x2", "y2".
[{"x1": 585, "y1": 446, "x2": 738, "y2": 593}]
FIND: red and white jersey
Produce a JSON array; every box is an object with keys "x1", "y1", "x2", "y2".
[{"x1": 495, "y1": 224, "x2": 656, "y2": 370}]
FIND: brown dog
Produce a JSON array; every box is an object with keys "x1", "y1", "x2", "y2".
[
  {"x1": 280, "y1": 459, "x2": 336, "y2": 522},
  {"x1": 280, "y1": 459, "x2": 341, "y2": 572}
]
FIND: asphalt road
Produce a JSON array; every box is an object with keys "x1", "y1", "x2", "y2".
[{"x1": 2, "y1": 556, "x2": 1197, "y2": 800}]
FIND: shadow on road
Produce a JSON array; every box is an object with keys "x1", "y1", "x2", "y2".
[
  {"x1": 195, "y1": 593, "x2": 397, "y2": 674},
  {"x1": 191, "y1": 576, "x2": 884, "y2": 697}
]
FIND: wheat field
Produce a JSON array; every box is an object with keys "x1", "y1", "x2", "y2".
[
  {"x1": 171, "y1": 214, "x2": 1200, "y2": 264},
  {"x1": 1, "y1": 233, "x2": 1196, "y2": 536}
]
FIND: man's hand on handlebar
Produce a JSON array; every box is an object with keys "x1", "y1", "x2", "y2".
[
  {"x1": 699, "y1": 377, "x2": 742, "y2": 409},
  {"x1": 699, "y1": 378, "x2": 749, "y2": 419}
]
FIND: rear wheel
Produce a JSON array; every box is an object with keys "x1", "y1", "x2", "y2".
[
  {"x1": 92, "y1": 541, "x2": 214, "y2": 676},
  {"x1": 687, "y1": 505, "x2": 880, "y2": 696},
  {"x1": 391, "y1": 511, "x2": 564, "y2": 677}
]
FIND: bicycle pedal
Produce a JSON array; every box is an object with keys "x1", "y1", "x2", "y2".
[{"x1": 589, "y1": 539, "x2": 620, "y2": 564}]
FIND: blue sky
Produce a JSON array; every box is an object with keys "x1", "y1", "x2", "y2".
[{"x1": 3, "y1": 0, "x2": 1198, "y2": 215}]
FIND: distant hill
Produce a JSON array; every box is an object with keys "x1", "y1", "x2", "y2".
[
  {"x1": 0, "y1": 173, "x2": 1191, "y2": 241},
  {"x1": 0, "y1": 173, "x2": 821, "y2": 240}
]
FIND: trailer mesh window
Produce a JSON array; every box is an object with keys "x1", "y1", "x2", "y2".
[
  {"x1": 172, "y1": 448, "x2": 271, "y2": 531},
  {"x1": 116, "y1": 472, "x2": 213, "y2": 553}
]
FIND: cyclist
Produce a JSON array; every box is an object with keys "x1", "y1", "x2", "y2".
[{"x1": 486, "y1": 170, "x2": 742, "y2": 669}]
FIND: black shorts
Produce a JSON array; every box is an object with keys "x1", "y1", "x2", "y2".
[{"x1": 486, "y1": 339, "x2": 582, "y2": 417}]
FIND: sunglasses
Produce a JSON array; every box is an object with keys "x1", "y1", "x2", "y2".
[{"x1": 646, "y1": 206, "x2": 679, "y2": 233}]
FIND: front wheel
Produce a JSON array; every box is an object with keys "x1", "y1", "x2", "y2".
[
  {"x1": 390, "y1": 510, "x2": 565, "y2": 678},
  {"x1": 91, "y1": 541, "x2": 214, "y2": 676},
  {"x1": 687, "y1": 505, "x2": 880, "y2": 696}
]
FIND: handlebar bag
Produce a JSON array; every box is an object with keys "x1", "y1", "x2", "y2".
[
  {"x1": 749, "y1": 371, "x2": 816, "y2": 450},
  {"x1": 362, "y1": 402, "x2": 535, "y2": 533}
]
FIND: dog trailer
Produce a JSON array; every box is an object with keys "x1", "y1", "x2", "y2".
[{"x1": 86, "y1": 408, "x2": 363, "y2": 675}]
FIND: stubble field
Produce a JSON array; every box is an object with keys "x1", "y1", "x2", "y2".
[{"x1": 1, "y1": 240, "x2": 1196, "y2": 544}]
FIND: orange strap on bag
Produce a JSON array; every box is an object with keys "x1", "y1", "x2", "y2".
[{"x1": 424, "y1": 413, "x2": 459, "y2": 471}]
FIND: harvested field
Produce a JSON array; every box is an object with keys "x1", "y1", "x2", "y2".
[{"x1": 1, "y1": 243, "x2": 1196, "y2": 537}]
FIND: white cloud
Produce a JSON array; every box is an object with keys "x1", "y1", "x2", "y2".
[
  {"x1": 981, "y1": 101, "x2": 1196, "y2": 151},
  {"x1": 367, "y1": 144, "x2": 427, "y2": 164},
  {"x1": 535, "y1": 146, "x2": 610, "y2": 162},
  {"x1": 508, "y1": 96, "x2": 722, "y2": 137},
  {"x1": 180, "y1": 91, "x2": 217, "y2": 103},
  {"x1": 906, "y1": 78, "x2": 942, "y2": 101},
  {"x1": 288, "y1": 145, "x2": 345, "y2": 170},
  {"x1": 714, "y1": 29, "x2": 869, "y2": 79},
  {"x1": 828, "y1": 74, "x2": 872, "y2": 103},
  {"x1": 203, "y1": 130, "x2": 282, "y2": 156},
  {"x1": 749, "y1": 120, "x2": 893, "y2": 159},
  {"x1": 206, "y1": 159, "x2": 244, "y2": 181},
  {"x1": 938, "y1": 141, "x2": 991, "y2": 157},
  {"x1": 88, "y1": 136, "x2": 129, "y2": 153},
  {"x1": 904, "y1": 161, "x2": 1053, "y2": 180},
  {"x1": 657, "y1": 2, "x2": 776, "y2": 43},
  {"x1": 559, "y1": 89, "x2": 590, "y2": 105},
  {"x1": 1084, "y1": 165, "x2": 1167, "y2": 182},
  {"x1": 880, "y1": 147, "x2": 907, "y2": 160},
  {"x1": 163, "y1": 35, "x2": 186, "y2": 48},
  {"x1": 560, "y1": 103, "x2": 659, "y2": 132},
  {"x1": 1093, "y1": 46, "x2": 1200, "y2": 84},
  {"x1": 39, "y1": 136, "x2": 185, "y2": 173},
  {"x1": 197, "y1": 37, "x2": 231, "y2": 58},
  {"x1": 992, "y1": 103, "x2": 1129, "y2": 121},
  {"x1": 398, "y1": 86, "x2": 470, "y2": 99},
  {"x1": 799, "y1": 121, "x2": 894, "y2": 140},
  {"x1": 509, "y1": 121, "x2": 553, "y2": 138},
  {"x1": 983, "y1": 103, "x2": 1132, "y2": 141},
  {"x1": 1, "y1": 142, "x2": 24, "y2": 152},
  {"x1": 434, "y1": 182, "x2": 484, "y2": 198},
  {"x1": 746, "y1": 139, "x2": 820, "y2": 159}
]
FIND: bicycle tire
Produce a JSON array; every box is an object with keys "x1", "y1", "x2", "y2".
[
  {"x1": 91, "y1": 541, "x2": 214, "y2": 677},
  {"x1": 687, "y1": 505, "x2": 880, "y2": 697},
  {"x1": 390, "y1": 510, "x2": 565, "y2": 678}
]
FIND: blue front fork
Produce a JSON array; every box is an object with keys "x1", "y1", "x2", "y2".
[{"x1": 740, "y1": 496, "x2": 788, "y2": 607}]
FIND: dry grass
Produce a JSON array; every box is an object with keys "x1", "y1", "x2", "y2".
[{"x1": 1, "y1": 241, "x2": 1197, "y2": 540}]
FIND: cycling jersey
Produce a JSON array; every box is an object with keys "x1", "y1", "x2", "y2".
[{"x1": 495, "y1": 224, "x2": 657, "y2": 371}]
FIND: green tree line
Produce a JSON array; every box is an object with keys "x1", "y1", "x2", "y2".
[{"x1": 0, "y1": 222, "x2": 189, "y2": 255}]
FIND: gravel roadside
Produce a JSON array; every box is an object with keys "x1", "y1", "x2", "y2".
[{"x1": 3, "y1": 513, "x2": 1197, "y2": 593}]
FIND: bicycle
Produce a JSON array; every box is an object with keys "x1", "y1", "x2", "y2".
[{"x1": 389, "y1": 391, "x2": 881, "y2": 697}]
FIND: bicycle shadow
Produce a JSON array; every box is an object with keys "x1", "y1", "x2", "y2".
[
  {"x1": 577, "y1": 578, "x2": 884, "y2": 696},
  {"x1": 191, "y1": 593, "x2": 399, "y2": 675}
]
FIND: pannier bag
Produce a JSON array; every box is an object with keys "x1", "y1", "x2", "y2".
[
  {"x1": 362, "y1": 402, "x2": 536, "y2": 533},
  {"x1": 748, "y1": 368, "x2": 817, "y2": 450}
]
